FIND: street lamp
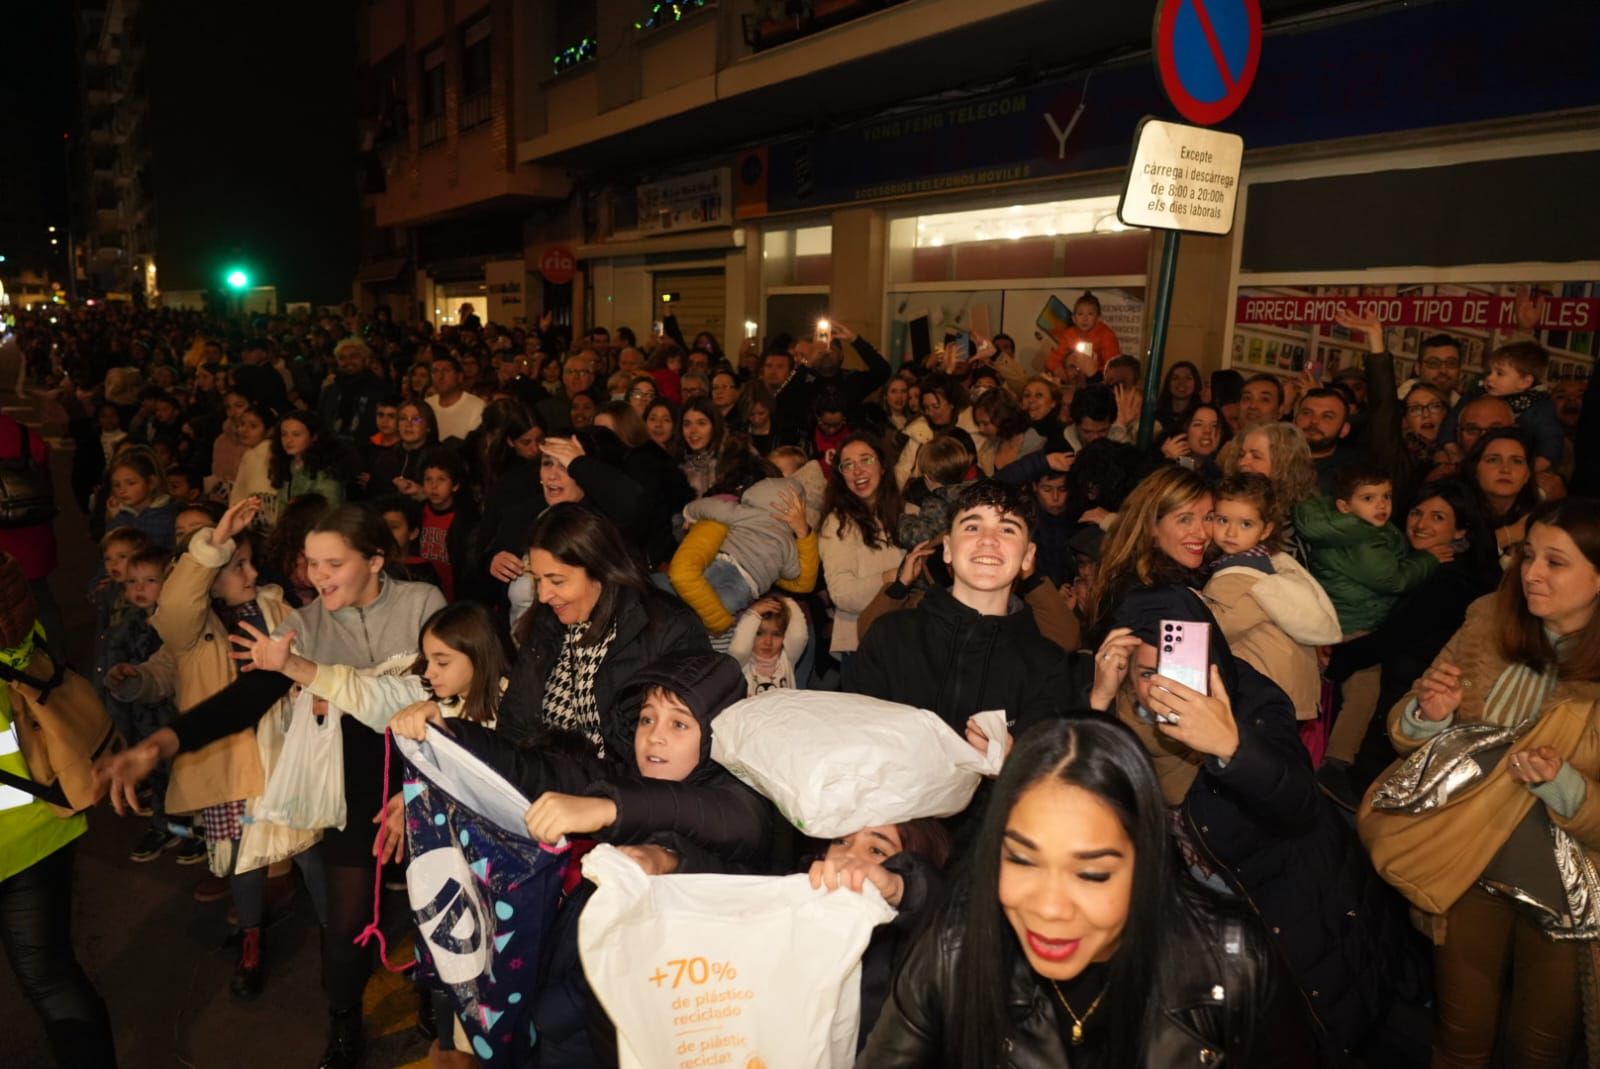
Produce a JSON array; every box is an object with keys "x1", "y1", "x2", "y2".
[{"x1": 227, "y1": 269, "x2": 249, "y2": 290}]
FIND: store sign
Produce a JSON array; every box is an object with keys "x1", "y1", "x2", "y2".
[
  {"x1": 1118, "y1": 118, "x2": 1243, "y2": 235},
  {"x1": 1232, "y1": 281, "x2": 1599, "y2": 385},
  {"x1": 1236, "y1": 293, "x2": 1600, "y2": 330},
  {"x1": 635, "y1": 169, "x2": 730, "y2": 234},
  {"x1": 538, "y1": 246, "x2": 575, "y2": 285}
]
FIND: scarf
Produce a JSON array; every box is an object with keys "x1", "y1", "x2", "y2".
[{"x1": 541, "y1": 622, "x2": 617, "y2": 755}]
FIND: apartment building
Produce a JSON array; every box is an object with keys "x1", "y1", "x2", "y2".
[{"x1": 357, "y1": 0, "x2": 1600, "y2": 383}]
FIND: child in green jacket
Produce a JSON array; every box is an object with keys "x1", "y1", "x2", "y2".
[{"x1": 1293, "y1": 465, "x2": 1450, "y2": 636}]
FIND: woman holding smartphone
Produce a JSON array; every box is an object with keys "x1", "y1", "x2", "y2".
[
  {"x1": 859, "y1": 715, "x2": 1314, "y2": 1066},
  {"x1": 1084, "y1": 583, "x2": 1413, "y2": 1063}
]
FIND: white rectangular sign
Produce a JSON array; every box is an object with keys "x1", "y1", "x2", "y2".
[
  {"x1": 635, "y1": 167, "x2": 731, "y2": 234},
  {"x1": 1117, "y1": 118, "x2": 1244, "y2": 236}
]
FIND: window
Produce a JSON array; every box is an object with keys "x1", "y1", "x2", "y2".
[
  {"x1": 459, "y1": 16, "x2": 491, "y2": 131},
  {"x1": 419, "y1": 43, "x2": 446, "y2": 147}
]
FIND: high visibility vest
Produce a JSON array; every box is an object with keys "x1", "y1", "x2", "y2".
[{"x1": 0, "y1": 643, "x2": 85, "y2": 884}]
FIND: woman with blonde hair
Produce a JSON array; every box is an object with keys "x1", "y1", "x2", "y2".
[
  {"x1": 1222, "y1": 421, "x2": 1320, "y2": 563},
  {"x1": 1084, "y1": 465, "x2": 1213, "y2": 636}
]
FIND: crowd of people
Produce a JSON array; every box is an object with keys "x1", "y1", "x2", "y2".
[{"x1": 1, "y1": 288, "x2": 1599, "y2": 1068}]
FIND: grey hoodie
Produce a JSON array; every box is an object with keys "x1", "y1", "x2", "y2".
[
  {"x1": 681, "y1": 476, "x2": 805, "y2": 594},
  {"x1": 275, "y1": 575, "x2": 446, "y2": 670}
]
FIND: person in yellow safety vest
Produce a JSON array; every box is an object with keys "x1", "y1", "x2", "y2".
[{"x1": 0, "y1": 626, "x2": 118, "y2": 1068}]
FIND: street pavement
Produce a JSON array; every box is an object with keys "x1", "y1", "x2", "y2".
[{"x1": 0, "y1": 391, "x2": 431, "y2": 1068}]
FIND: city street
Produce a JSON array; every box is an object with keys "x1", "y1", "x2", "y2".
[{"x1": 0, "y1": 395, "x2": 427, "y2": 1069}]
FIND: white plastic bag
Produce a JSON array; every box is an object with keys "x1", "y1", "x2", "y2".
[
  {"x1": 578, "y1": 844, "x2": 894, "y2": 1069},
  {"x1": 709, "y1": 690, "x2": 1008, "y2": 837},
  {"x1": 253, "y1": 688, "x2": 346, "y2": 830}
]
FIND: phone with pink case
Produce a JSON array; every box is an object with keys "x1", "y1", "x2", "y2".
[{"x1": 1157, "y1": 619, "x2": 1210, "y2": 698}]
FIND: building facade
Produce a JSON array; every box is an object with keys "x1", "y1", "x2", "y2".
[
  {"x1": 77, "y1": 0, "x2": 157, "y2": 303},
  {"x1": 358, "y1": 0, "x2": 1600, "y2": 385}
]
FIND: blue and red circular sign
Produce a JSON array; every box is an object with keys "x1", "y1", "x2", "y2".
[{"x1": 1154, "y1": 0, "x2": 1262, "y2": 126}]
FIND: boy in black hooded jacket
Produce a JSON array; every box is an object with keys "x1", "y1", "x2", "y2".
[{"x1": 412, "y1": 651, "x2": 770, "y2": 1068}]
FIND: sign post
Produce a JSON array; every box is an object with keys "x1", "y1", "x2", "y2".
[{"x1": 1130, "y1": 0, "x2": 1260, "y2": 450}]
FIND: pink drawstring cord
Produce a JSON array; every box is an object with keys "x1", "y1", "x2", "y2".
[{"x1": 354, "y1": 728, "x2": 415, "y2": 973}]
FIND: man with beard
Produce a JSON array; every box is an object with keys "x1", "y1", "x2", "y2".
[{"x1": 1296, "y1": 387, "x2": 1355, "y2": 496}]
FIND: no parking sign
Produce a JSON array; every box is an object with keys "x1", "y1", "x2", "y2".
[{"x1": 1154, "y1": 0, "x2": 1262, "y2": 126}]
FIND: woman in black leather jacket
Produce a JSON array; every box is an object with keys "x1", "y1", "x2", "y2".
[{"x1": 858, "y1": 716, "x2": 1315, "y2": 1068}]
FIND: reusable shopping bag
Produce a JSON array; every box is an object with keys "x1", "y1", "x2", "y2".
[
  {"x1": 396, "y1": 726, "x2": 568, "y2": 1064},
  {"x1": 254, "y1": 688, "x2": 346, "y2": 830},
  {"x1": 578, "y1": 844, "x2": 895, "y2": 1069},
  {"x1": 709, "y1": 689, "x2": 1009, "y2": 837}
]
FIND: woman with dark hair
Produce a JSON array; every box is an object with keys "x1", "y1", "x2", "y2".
[
  {"x1": 1370, "y1": 496, "x2": 1600, "y2": 1067},
  {"x1": 364, "y1": 398, "x2": 439, "y2": 498},
  {"x1": 1159, "y1": 402, "x2": 1230, "y2": 482},
  {"x1": 642, "y1": 396, "x2": 680, "y2": 456},
  {"x1": 894, "y1": 372, "x2": 978, "y2": 488},
  {"x1": 1084, "y1": 585, "x2": 1410, "y2": 1061},
  {"x1": 679, "y1": 397, "x2": 727, "y2": 497},
  {"x1": 535, "y1": 431, "x2": 649, "y2": 549},
  {"x1": 1465, "y1": 426, "x2": 1542, "y2": 560},
  {"x1": 1154, "y1": 359, "x2": 1201, "y2": 434},
  {"x1": 1019, "y1": 375, "x2": 1064, "y2": 441},
  {"x1": 470, "y1": 399, "x2": 548, "y2": 602},
  {"x1": 819, "y1": 433, "x2": 904, "y2": 661},
  {"x1": 1325, "y1": 479, "x2": 1504, "y2": 799},
  {"x1": 738, "y1": 381, "x2": 789, "y2": 456},
  {"x1": 268, "y1": 410, "x2": 349, "y2": 510},
  {"x1": 860, "y1": 715, "x2": 1313, "y2": 1066},
  {"x1": 106, "y1": 502, "x2": 447, "y2": 1069},
  {"x1": 499, "y1": 503, "x2": 709, "y2": 750}
]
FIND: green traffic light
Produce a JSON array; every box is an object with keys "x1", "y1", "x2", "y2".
[{"x1": 226, "y1": 269, "x2": 249, "y2": 290}]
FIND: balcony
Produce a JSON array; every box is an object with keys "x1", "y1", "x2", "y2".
[{"x1": 520, "y1": 0, "x2": 1060, "y2": 171}]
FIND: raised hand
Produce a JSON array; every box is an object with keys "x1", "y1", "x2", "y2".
[{"x1": 1333, "y1": 309, "x2": 1385, "y2": 354}]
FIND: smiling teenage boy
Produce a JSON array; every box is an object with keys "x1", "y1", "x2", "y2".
[{"x1": 843, "y1": 479, "x2": 1088, "y2": 733}]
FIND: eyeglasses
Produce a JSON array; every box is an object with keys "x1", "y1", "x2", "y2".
[
  {"x1": 838, "y1": 456, "x2": 878, "y2": 473},
  {"x1": 399, "y1": 416, "x2": 427, "y2": 425},
  {"x1": 628, "y1": 389, "x2": 654, "y2": 400},
  {"x1": 1420, "y1": 358, "x2": 1461, "y2": 371},
  {"x1": 1405, "y1": 402, "x2": 1447, "y2": 416}
]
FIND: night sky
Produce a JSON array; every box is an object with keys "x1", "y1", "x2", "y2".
[
  {"x1": 0, "y1": 0, "x2": 360, "y2": 305},
  {"x1": 146, "y1": 0, "x2": 360, "y2": 303}
]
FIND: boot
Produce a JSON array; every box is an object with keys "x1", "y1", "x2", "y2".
[
  {"x1": 230, "y1": 927, "x2": 264, "y2": 999},
  {"x1": 317, "y1": 1008, "x2": 363, "y2": 1069}
]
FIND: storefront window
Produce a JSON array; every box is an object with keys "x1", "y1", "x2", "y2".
[
  {"x1": 762, "y1": 225, "x2": 831, "y2": 289},
  {"x1": 1232, "y1": 280, "x2": 1599, "y2": 386},
  {"x1": 885, "y1": 195, "x2": 1149, "y2": 373}
]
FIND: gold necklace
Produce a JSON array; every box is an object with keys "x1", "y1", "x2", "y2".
[{"x1": 1050, "y1": 978, "x2": 1109, "y2": 1046}]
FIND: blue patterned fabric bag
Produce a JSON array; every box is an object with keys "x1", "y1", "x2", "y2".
[{"x1": 397, "y1": 726, "x2": 568, "y2": 1064}]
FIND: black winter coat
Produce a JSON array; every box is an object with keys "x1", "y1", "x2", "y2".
[
  {"x1": 622, "y1": 442, "x2": 693, "y2": 567},
  {"x1": 365, "y1": 441, "x2": 431, "y2": 494},
  {"x1": 499, "y1": 585, "x2": 711, "y2": 753},
  {"x1": 842, "y1": 586, "x2": 1090, "y2": 733},
  {"x1": 1175, "y1": 659, "x2": 1408, "y2": 1057},
  {"x1": 858, "y1": 889, "x2": 1317, "y2": 1067},
  {"x1": 1328, "y1": 558, "x2": 1501, "y2": 791},
  {"x1": 467, "y1": 461, "x2": 545, "y2": 603}
]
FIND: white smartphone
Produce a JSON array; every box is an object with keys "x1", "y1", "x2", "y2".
[{"x1": 816, "y1": 318, "x2": 832, "y2": 345}]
